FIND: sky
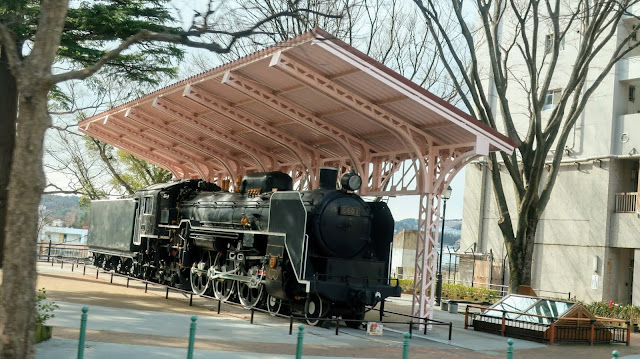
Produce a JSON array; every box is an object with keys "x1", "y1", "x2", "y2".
[{"x1": 386, "y1": 168, "x2": 466, "y2": 221}]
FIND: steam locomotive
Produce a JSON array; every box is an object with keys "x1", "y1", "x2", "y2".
[{"x1": 87, "y1": 167, "x2": 400, "y2": 325}]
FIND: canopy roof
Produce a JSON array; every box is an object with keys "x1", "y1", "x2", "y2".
[{"x1": 78, "y1": 27, "x2": 514, "y2": 194}]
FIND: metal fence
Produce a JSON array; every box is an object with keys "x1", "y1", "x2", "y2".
[
  {"x1": 464, "y1": 304, "x2": 631, "y2": 346},
  {"x1": 36, "y1": 241, "x2": 91, "y2": 263}
]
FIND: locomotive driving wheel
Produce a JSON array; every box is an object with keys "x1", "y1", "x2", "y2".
[
  {"x1": 236, "y1": 263, "x2": 264, "y2": 309},
  {"x1": 266, "y1": 295, "x2": 283, "y2": 316},
  {"x1": 305, "y1": 294, "x2": 328, "y2": 326},
  {"x1": 190, "y1": 252, "x2": 211, "y2": 295},
  {"x1": 211, "y1": 253, "x2": 235, "y2": 302}
]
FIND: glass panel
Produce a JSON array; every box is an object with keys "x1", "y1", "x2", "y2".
[{"x1": 483, "y1": 295, "x2": 539, "y2": 319}]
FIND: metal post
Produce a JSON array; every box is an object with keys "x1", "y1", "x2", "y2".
[
  {"x1": 436, "y1": 196, "x2": 448, "y2": 306},
  {"x1": 448, "y1": 322, "x2": 452, "y2": 340},
  {"x1": 447, "y1": 248, "x2": 452, "y2": 282},
  {"x1": 289, "y1": 316, "x2": 294, "y2": 335},
  {"x1": 83, "y1": 263, "x2": 86, "y2": 275},
  {"x1": 627, "y1": 320, "x2": 631, "y2": 346},
  {"x1": 127, "y1": 278, "x2": 130, "y2": 288},
  {"x1": 464, "y1": 306, "x2": 469, "y2": 329},
  {"x1": 612, "y1": 350, "x2": 620, "y2": 359},
  {"x1": 402, "y1": 332, "x2": 410, "y2": 359},
  {"x1": 501, "y1": 311, "x2": 506, "y2": 337},
  {"x1": 335, "y1": 318, "x2": 339, "y2": 335},
  {"x1": 61, "y1": 261, "x2": 64, "y2": 269},
  {"x1": 217, "y1": 299, "x2": 221, "y2": 314},
  {"x1": 295, "y1": 324, "x2": 305, "y2": 359},
  {"x1": 47, "y1": 240, "x2": 52, "y2": 263},
  {"x1": 189, "y1": 293, "x2": 193, "y2": 306},
  {"x1": 568, "y1": 292, "x2": 571, "y2": 300},
  {"x1": 506, "y1": 338, "x2": 514, "y2": 359},
  {"x1": 96, "y1": 269, "x2": 99, "y2": 279},
  {"x1": 379, "y1": 299, "x2": 385, "y2": 322},
  {"x1": 250, "y1": 308, "x2": 254, "y2": 324},
  {"x1": 77, "y1": 307, "x2": 89, "y2": 359},
  {"x1": 165, "y1": 287, "x2": 169, "y2": 299},
  {"x1": 409, "y1": 321, "x2": 413, "y2": 338},
  {"x1": 187, "y1": 315, "x2": 197, "y2": 359},
  {"x1": 72, "y1": 263, "x2": 74, "y2": 272},
  {"x1": 110, "y1": 272, "x2": 114, "y2": 284},
  {"x1": 145, "y1": 282, "x2": 148, "y2": 293}
]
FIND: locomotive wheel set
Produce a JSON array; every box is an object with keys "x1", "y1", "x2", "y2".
[{"x1": 88, "y1": 167, "x2": 401, "y2": 326}]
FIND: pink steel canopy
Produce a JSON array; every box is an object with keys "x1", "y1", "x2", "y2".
[{"x1": 79, "y1": 27, "x2": 514, "y2": 323}]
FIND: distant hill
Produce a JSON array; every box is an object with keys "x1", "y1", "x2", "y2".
[
  {"x1": 394, "y1": 218, "x2": 461, "y2": 248},
  {"x1": 40, "y1": 195, "x2": 88, "y2": 228}
]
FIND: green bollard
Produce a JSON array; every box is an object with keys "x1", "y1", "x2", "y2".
[
  {"x1": 77, "y1": 306, "x2": 88, "y2": 359},
  {"x1": 506, "y1": 338, "x2": 514, "y2": 359},
  {"x1": 402, "y1": 332, "x2": 410, "y2": 359},
  {"x1": 187, "y1": 315, "x2": 197, "y2": 359},
  {"x1": 612, "y1": 350, "x2": 619, "y2": 359},
  {"x1": 296, "y1": 324, "x2": 305, "y2": 359}
]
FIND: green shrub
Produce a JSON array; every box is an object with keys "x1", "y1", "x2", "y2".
[
  {"x1": 35, "y1": 288, "x2": 58, "y2": 325},
  {"x1": 585, "y1": 301, "x2": 640, "y2": 324},
  {"x1": 393, "y1": 279, "x2": 498, "y2": 303}
]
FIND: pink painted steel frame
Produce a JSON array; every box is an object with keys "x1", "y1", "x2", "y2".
[{"x1": 78, "y1": 28, "x2": 514, "y2": 325}]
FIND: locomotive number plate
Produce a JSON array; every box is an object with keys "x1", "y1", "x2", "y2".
[{"x1": 339, "y1": 206, "x2": 360, "y2": 216}]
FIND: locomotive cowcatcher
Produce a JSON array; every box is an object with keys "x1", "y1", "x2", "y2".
[{"x1": 88, "y1": 167, "x2": 401, "y2": 325}]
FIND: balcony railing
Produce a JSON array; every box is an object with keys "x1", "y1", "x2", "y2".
[{"x1": 615, "y1": 192, "x2": 637, "y2": 213}]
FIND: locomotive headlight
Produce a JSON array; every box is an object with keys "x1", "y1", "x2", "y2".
[{"x1": 340, "y1": 173, "x2": 362, "y2": 191}]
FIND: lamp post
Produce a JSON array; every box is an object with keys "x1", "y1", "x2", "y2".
[{"x1": 435, "y1": 186, "x2": 452, "y2": 306}]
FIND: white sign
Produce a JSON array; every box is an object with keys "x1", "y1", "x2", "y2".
[
  {"x1": 591, "y1": 274, "x2": 599, "y2": 289},
  {"x1": 367, "y1": 322, "x2": 383, "y2": 336}
]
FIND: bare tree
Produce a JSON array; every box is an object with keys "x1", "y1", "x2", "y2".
[
  {"x1": 414, "y1": 0, "x2": 640, "y2": 291},
  {"x1": 0, "y1": 1, "x2": 336, "y2": 357},
  {"x1": 202, "y1": 0, "x2": 465, "y2": 101}
]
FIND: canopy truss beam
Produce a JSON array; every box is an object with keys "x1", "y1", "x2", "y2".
[
  {"x1": 222, "y1": 70, "x2": 379, "y2": 176},
  {"x1": 153, "y1": 97, "x2": 285, "y2": 171}
]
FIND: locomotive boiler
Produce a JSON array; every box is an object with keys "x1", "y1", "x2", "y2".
[{"x1": 87, "y1": 167, "x2": 400, "y2": 325}]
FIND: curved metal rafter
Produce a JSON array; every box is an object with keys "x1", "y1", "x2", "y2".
[
  {"x1": 153, "y1": 97, "x2": 282, "y2": 172},
  {"x1": 125, "y1": 108, "x2": 241, "y2": 180},
  {"x1": 95, "y1": 116, "x2": 213, "y2": 179},
  {"x1": 269, "y1": 52, "x2": 435, "y2": 156},
  {"x1": 85, "y1": 126, "x2": 186, "y2": 178},
  {"x1": 221, "y1": 70, "x2": 374, "y2": 176},
  {"x1": 182, "y1": 84, "x2": 317, "y2": 187}
]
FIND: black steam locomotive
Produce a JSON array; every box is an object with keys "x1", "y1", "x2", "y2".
[{"x1": 87, "y1": 167, "x2": 400, "y2": 325}]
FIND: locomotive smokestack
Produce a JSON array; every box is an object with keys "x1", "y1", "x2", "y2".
[{"x1": 318, "y1": 167, "x2": 338, "y2": 190}]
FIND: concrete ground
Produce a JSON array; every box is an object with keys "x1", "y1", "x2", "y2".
[{"x1": 20, "y1": 263, "x2": 640, "y2": 358}]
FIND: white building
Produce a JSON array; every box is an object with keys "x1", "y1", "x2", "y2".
[
  {"x1": 460, "y1": 7, "x2": 640, "y2": 304},
  {"x1": 39, "y1": 226, "x2": 88, "y2": 244}
]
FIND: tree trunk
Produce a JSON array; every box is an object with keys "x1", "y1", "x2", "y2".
[
  {"x1": 0, "y1": 45, "x2": 18, "y2": 269},
  {"x1": 0, "y1": 89, "x2": 51, "y2": 359},
  {"x1": 507, "y1": 219, "x2": 538, "y2": 292}
]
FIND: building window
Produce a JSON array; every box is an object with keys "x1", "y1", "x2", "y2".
[
  {"x1": 543, "y1": 89, "x2": 562, "y2": 110},
  {"x1": 630, "y1": 85, "x2": 636, "y2": 102},
  {"x1": 545, "y1": 34, "x2": 565, "y2": 55}
]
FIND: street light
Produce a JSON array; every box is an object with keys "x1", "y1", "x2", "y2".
[{"x1": 435, "y1": 185, "x2": 452, "y2": 306}]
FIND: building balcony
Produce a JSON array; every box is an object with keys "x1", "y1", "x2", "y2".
[
  {"x1": 618, "y1": 56, "x2": 640, "y2": 82},
  {"x1": 613, "y1": 113, "x2": 640, "y2": 155},
  {"x1": 610, "y1": 192, "x2": 640, "y2": 248}
]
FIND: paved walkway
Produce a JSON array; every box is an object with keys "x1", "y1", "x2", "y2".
[{"x1": 30, "y1": 263, "x2": 640, "y2": 358}]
